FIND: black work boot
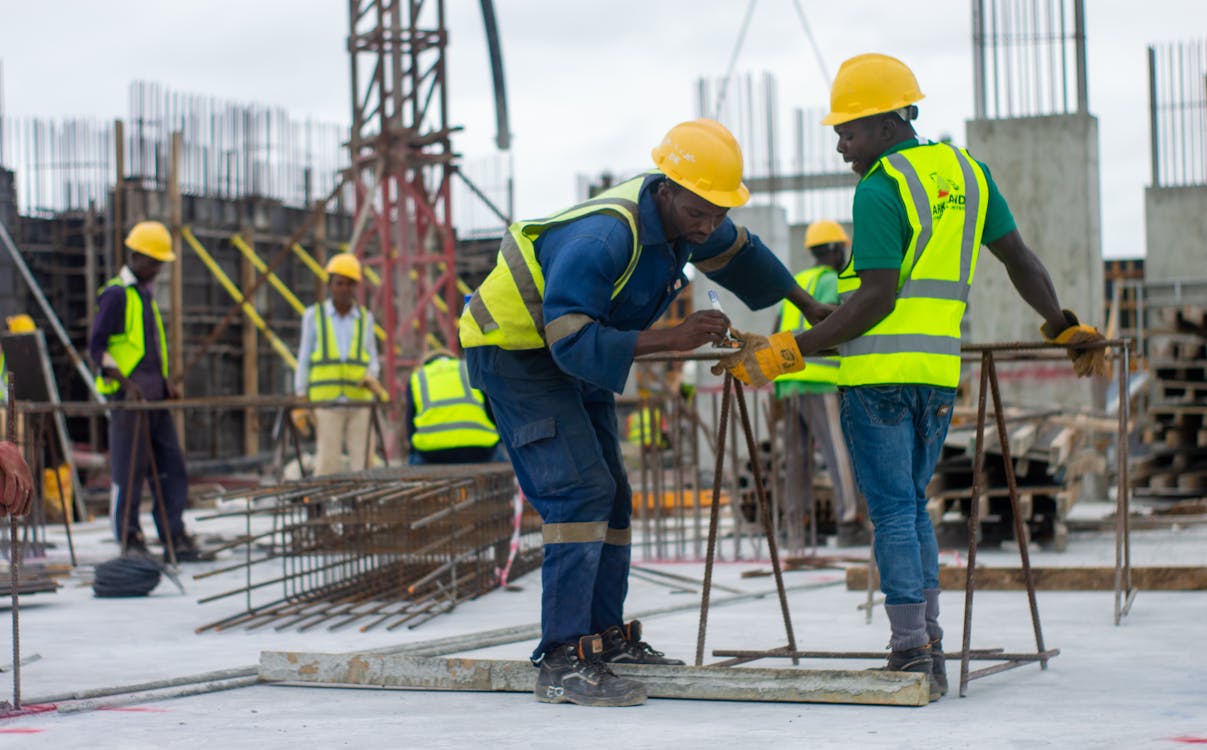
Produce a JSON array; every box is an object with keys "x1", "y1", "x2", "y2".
[
  {"x1": 601, "y1": 620, "x2": 685, "y2": 666},
  {"x1": 923, "y1": 589, "x2": 947, "y2": 697},
  {"x1": 883, "y1": 602, "x2": 938, "y2": 702},
  {"x1": 164, "y1": 533, "x2": 205, "y2": 563},
  {"x1": 122, "y1": 529, "x2": 149, "y2": 557},
  {"x1": 930, "y1": 639, "x2": 948, "y2": 697},
  {"x1": 534, "y1": 634, "x2": 647, "y2": 707}
]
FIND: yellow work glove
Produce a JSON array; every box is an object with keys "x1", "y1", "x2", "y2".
[
  {"x1": 290, "y1": 407, "x2": 313, "y2": 437},
  {"x1": 360, "y1": 374, "x2": 391, "y2": 402},
  {"x1": 709, "y1": 330, "x2": 805, "y2": 387},
  {"x1": 1040, "y1": 309, "x2": 1110, "y2": 378}
]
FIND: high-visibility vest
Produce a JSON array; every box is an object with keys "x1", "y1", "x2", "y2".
[
  {"x1": 776, "y1": 266, "x2": 839, "y2": 385},
  {"x1": 626, "y1": 406, "x2": 667, "y2": 447},
  {"x1": 459, "y1": 175, "x2": 646, "y2": 350},
  {"x1": 409, "y1": 357, "x2": 499, "y2": 452},
  {"x1": 95, "y1": 277, "x2": 168, "y2": 396},
  {"x1": 836, "y1": 142, "x2": 989, "y2": 388},
  {"x1": 307, "y1": 303, "x2": 373, "y2": 402}
]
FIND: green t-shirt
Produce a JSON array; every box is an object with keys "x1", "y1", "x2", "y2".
[{"x1": 850, "y1": 138, "x2": 1017, "y2": 271}]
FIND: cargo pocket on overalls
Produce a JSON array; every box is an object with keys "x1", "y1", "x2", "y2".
[{"x1": 512, "y1": 416, "x2": 581, "y2": 497}]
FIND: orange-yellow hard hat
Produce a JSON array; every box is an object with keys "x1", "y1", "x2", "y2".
[
  {"x1": 651, "y1": 118, "x2": 750, "y2": 208},
  {"x1": 324, "y1": 253, "x2": 363, "y2": 282},
  {"x1": 821, "y1": 53, "x2": 925, "y2": 126},
  {"x1": 125, "y1": 221, "x2": 176, "y2": 262},
  {"x1": 804, "y1": 220, "x2": 850, "y2": 249}
]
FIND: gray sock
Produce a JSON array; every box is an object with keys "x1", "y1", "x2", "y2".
[
  {"x1": 885, "y1": 602, "x2": 928, "y2": 651},
  {"x1": 924, "y1": 588, "x2": 943, "y2": 643}
]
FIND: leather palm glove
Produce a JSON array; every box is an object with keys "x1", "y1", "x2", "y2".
[
  {"x1": 1041, "y1": 309, "x2": 1110, "y2": 378},
  {"x1": 0, "y1": 441, "x2": 34, "y2": 517},
  {"x1": 359, "y1": 374, "x2": 391, "y2": 402},
  {"x1": 290, "y1": 407, "x2": 314, "y2": 437},
  {"x1": 709, "y1": 330, "x2": 805, "y2": 388}
]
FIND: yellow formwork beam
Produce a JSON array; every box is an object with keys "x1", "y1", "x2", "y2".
[{"x1": 181, "y1": 227, "x2": 298, "y2": 370}]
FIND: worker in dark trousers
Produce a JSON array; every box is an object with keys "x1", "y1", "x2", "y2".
[
  {"x1": 460, "y1": 118, "x2": 824, "y2": 706},
  {"x1": 718, "y1": 53, "x2": 1107, "y2": 701},
  {"x1": 773, "y1": 220, "x2": 865, "y2": 548},
  {"x1": 89, "y1": 220, "x2": 201, "y2": 562},
  {"x1": 406, "y1": 350, "x2": 504, "y2": 465}
]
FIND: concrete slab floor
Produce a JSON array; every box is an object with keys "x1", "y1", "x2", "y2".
[{"x1": 0, "y1": 499, "x2": 1203, "y2": 749}]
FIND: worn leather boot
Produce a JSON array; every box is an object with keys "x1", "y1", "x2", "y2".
[
  {"x1": 534, "y1": 634, "x2": 647, "y2": 707},
  {"x1": 884, "y1": 602, "x2": 939, "y2": 702},
  {"x1": 600, "y1": 620, "x2": 685, "y2": 665}
]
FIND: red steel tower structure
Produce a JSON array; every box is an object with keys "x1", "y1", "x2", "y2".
[{"x1": 346, "y1": 0, "x2": 460, "y2": 403}]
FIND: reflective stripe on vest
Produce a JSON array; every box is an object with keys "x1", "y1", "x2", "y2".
[
  {"x1": 626, "y1": 406, "x2": 666, "y2": 447},
  {"x1": 776, "y1": 265, "x2": 839, "y2": 385},
  {"x1": 458, "y1": 175, "x2": 646, "y2": 350},
  {"x1": 409, "y1": 357, "x2": 499, "y2": 452},
  {"x1": 307, "y1": 303, "x2": 372, "y2": 401},
  {"x1": 95, "y1": 278, "x2": 168, "y2": 396},
  {"x1": 836, "y1": 143, "x2": 989, "y2": 388}
]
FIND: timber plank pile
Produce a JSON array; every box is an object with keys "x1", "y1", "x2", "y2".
[
  {"x1": 1132, "y1": 304, "x2": 1207, "y2": 504},
  {"x1": 924, "y1": 408, "x2": 1106, "y2": 551}
]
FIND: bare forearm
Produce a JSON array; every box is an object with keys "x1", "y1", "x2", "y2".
[{"x1": 794, "y1": 289, "x2": 892, "y2": 355}]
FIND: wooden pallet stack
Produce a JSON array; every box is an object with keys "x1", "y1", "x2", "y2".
[
  {"x1": 1132, "y1": 302, "x2": 1207, "y2": 503},
  {"x1": 924, "y1": 408, "x2": 1106, "y2": 551}
]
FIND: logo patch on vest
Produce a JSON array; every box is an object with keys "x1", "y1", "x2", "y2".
[{"x1": 928, "y1": 173, "x2": 965, "y2": 219}]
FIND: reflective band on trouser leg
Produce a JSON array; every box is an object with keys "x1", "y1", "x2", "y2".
[
  {"x1": 542, "y1": 520, "x2": 608, "y2": 545},
  {"x1": 604, "y1": 527, "x2": 631, "y2": 546}
]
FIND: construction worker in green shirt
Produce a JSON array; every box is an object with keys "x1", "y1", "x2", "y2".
[
  {"x1": 717, "y1": 52, "x2": 1107, "y2": 701},
  {"x1": 773, "y1": 220, "x2": 864, "y2": 548}
]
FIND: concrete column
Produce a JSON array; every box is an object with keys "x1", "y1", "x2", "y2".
[
  {"x1": 1144, "y1": 186, "x2": 1207, "y2": 283},
  {"x1": 965, "y1": 114, "x2": 1104, "y2": 407}
]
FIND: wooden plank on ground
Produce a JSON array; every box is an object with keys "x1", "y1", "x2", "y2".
[
  {"x1": 258, "y1": 651, "x2": 929, "y2": 707},
  {"x1": 845, "y1": 565, "x2": 1207, "y2": 591}
]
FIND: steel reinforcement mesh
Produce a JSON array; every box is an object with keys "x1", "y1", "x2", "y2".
[{"x1": 196, "y1": 464, "x2": 542, "y2": 633}]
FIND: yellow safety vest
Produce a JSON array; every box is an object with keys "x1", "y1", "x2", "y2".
[
  {"x1": 459, "y1": 175, "x2": 646, "y2": 350},
  {"x1": 625, "y1": 406, "x2": 667, "y2": 447},
  {"x1": 409, "y1": 357, "x2": 499, "y2": 451},
  {"x1": 307, "y1": 303, "x2": 373, "y2": 402},
  {"x1": 95, "y1": 277, "x2": 168, "y2": 396},
  {"x1": 836, "y1": 142, "x2": 989, "y2": 388},
  {"x1": 776, "y1": 266, "x2": 839, "y2": 385}
]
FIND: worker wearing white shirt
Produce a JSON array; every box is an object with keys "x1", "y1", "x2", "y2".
[{"x1": 292, "y1": 253, "x2": 385, "y2": 475}]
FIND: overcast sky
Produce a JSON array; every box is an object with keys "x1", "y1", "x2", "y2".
[{"x1": 0, "y1": 0, "x2": 1200, "y2": 258}]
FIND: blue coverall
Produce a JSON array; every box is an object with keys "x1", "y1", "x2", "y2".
[{"x1": 465, "y1": 173, "x2": 797, "y2": 660}]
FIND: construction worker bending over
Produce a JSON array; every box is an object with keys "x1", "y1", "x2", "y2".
[
  {"x1": 89, "y1": 221, "x2": 201, "y2": 561},
  {"x1": 406, "y1": 350, "x2": 504, "y2": 465},
  {"x1": 774, "y1": 221, "x2": 864, "y2": 548},
  {"x1": 717, "y1": 54, "x2": 1107, "y2": 702},
  {"x1": 460, "y1": 118, "x2": 825, "y2": 707},
  {"x1": 293, "y1": 253, "x2": 385, "y2": 476}
]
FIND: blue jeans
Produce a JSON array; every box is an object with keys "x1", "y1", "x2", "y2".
[
  {"x1": 840, "y1": 385, "x2": 955, "y2": 605},
  {"x1": 466, "y1": 346, "x2": 632, "y2": 661}
]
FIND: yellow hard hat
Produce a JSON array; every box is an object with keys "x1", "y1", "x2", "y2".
[
  {"x1": 6, "y1": 314, "x2": 35, "y2": 334},
  {"x1": 804, "y1": 220, "x2": 850, "y2": 249},
  {"x1": 125, "y1": 221, "x2": 176, "y2": 262},
  {"x1": 821, "y1": 53, "x2": 925, "y2": 126},
  {"x1": 651, "y1": 118, "x2": 750, "y2": 208},
  {"x1": 324, "y1": 252, "x2": 362, "y2": 282}
]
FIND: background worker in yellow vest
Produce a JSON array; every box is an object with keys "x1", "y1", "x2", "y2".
[
  {"x1": 88, "y1": 220, "x2": 202, "y2": 561},
  {"x1": 459, "y1": 118, "x2": 826, "y2": 707},
  {"x1": 773, "y1": 220, "x2": 864, "y2": 548},
  {"x1": 292, "y1": 253, "x2": 386, "y2": 476},
  {"x1": 718, "y1": 54, "x2": 1107, "y2": 701},
  {"x1": 406, "y1": 350, "x2": 503, "y2": 465}
]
